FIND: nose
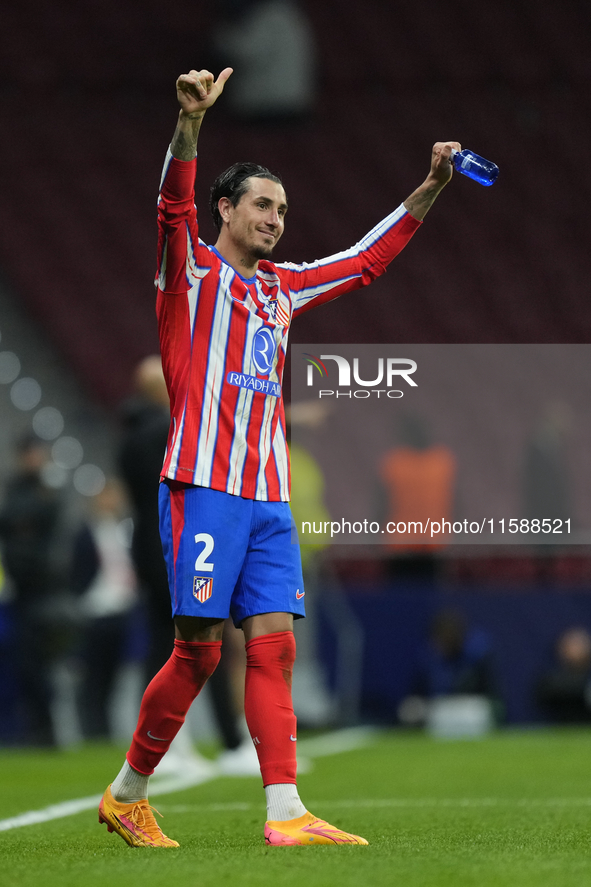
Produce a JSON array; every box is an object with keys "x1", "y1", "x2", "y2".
[{"x1": 267, "y1": 208, "x2": 281, "y2": 229}]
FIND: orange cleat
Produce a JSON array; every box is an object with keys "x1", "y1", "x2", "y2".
[
  {"x1": 98, "y1": 785, "x2": 179, "y2": 848},
  {"x1": 264, "y1": 811, "x2": 368, "y2": 845}
]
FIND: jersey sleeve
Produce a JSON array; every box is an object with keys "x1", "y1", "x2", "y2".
[
  {"x1": 156, "y1": 149, "x2": 202, "y2": 295},
  {"x1": 277, "y1": 204, "x2": 422, "y2": 317}
]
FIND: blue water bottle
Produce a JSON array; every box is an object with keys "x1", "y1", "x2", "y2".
[{"x1": 451, "y1": 149, "x2": 499, "y2": 186}]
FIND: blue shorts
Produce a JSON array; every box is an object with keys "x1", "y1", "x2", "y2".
[{"x1": 158, "y1": 481, "x2": 306, "y2": 627}]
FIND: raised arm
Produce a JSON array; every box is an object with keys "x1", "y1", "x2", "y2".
[
  {"x1": 170, "y1": 67, "x2": 233, "y2": 161},
  {"x1": 286, "y1": 139, "x2": 463, "y2": 317},
  {"x1": 403, "y1": 141, "x2": 461, "y2": 220}
]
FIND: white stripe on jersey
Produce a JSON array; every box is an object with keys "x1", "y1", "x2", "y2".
[
  {"x1": 159, "y1": 149, "x2": 174, "y2": 193},
  {"x1": 242, "y1": 289, "x2": 260, "y2": 314},
  {"x1": 357, "y1": 204, "x2": 408, "y2": 249},
  {"x1": 155, "y1": 146, "x2": 174, "y2": 296},
  {"x1": 187, "y1": 283, "x2": 199, "y2": 335},
  {"x1": 193, "y1": 265, "x2": 234, "y2": 487},
  {"x1": 271, "y1": 417, "x2": 290, "y2": 500},
  {"x1": 257, "y1": 270, "x2": 280, "y2": 283},
  {"x1": 227, "y1": 386, "x2": 253, "y2": 496},
  {"x1": 158, "y1": 240, "x2": 168, "y2": 292},
  {"x1": 278, "y1": 241, "x2": 366, "y2": 275}
]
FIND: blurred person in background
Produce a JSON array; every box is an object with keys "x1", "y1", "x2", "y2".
[
  {"x1": 119, "y1": 355, "x2": 258, "y2": 776},
  {"x1": 71, "y1": 479, "x2": 139, "y2": 740},
  {"x1": 377, "y1": 413, "x2": 457, "y2": 584},
  {"x1": 0, "y1": 434, "x2": 69, "y2": 746},
  {"x1": 536, "y1": 627, "x2": 591, "y2": 723},
  {"x1": 523, "y1": 401, "x2": 573, "y2": 528},
  {"x1": 399, "y1": 608, "x2": 499, "y2": 729},
  {"x1": 211, "y1": 0, "x2": 316, "y2": 123},
  {"x1": 286, "y1": 401, "x2": 334, "y2": 727},
  {"x1": 119, "y1": 356, "x2": 174, "y2": 687},
  {"x1": 0, "y1": 552, "x2": 20, "y2": 743}
]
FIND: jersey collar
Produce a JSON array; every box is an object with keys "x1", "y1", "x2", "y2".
[{"x1": 210, "y1": 246, "x2": 257, "y2": 284}]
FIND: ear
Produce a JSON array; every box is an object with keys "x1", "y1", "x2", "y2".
[{"x1": 218, "y1": 197, "x2": 233, "y2": 225}]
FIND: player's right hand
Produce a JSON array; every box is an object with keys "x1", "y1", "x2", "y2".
[
  {"x1": 176, "y1": 68, "x2": 233, "y2": 116},
  {"x1": 429, "y1": 141, "x2": 461, "y2": 186}
]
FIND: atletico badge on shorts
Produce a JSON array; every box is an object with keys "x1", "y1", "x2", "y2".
[{"x1": 193, "y1": 576, "x2": 214, "y2": 603}]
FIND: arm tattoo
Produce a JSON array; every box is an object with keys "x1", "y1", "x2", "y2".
[
  {"x1": 170, "y1": 114, "x2": 203, "y2": 161},
  {"x1": 403, "y1": 182, "x2": 441, "y2": 220}
]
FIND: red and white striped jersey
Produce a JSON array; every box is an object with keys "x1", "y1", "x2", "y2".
[{"x1": 156, "y1": 150, "x2": 421, "y2": 501}]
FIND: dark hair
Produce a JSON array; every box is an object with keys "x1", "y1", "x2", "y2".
[{"x1": 209, "y1": 162, "x2": 284, "y2": 232}]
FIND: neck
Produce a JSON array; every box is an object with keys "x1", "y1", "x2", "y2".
[{"x1": 214, "y1": 233, "x2": 259, "y2": 278}]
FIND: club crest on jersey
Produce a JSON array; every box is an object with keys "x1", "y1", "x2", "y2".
[
  {"x1": 264, "y1": 296, "x2": 290, "y2": 327},
  {"x1": 193, "y1": 576, "x2": 214, "y2": 603},
  {"x1": 264, "y1": 297, "x2": 278, "y2": 322},
  {"x1": 252, "y1": 327, "x2": 277, "y2": 375}
]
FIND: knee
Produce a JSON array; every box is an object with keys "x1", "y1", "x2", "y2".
[
  {"x1": 169, "y1": 639, "x2": 223, "y2": 685},
  {"x1": 246, "y1": 630, "x2": 296, "y2": 671}
]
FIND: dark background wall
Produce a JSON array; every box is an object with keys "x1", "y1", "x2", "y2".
[
  {"x1": 2, "y1": 1, "x2": 590, "y2": 729},
  {"x1": 1, "y1": 0, "x2": 590, "y2": 405}
]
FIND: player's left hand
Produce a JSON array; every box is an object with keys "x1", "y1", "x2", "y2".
[{"x1": 429, "y1": 141, "x2": 462, "y2": 185}]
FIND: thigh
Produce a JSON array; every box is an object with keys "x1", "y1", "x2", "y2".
[
  {"x1": 231, "y1": 501, "x2": 306, "y2": 627},
  {"x1": 159, "y1": 482, "x2": 252, "y2": 620}
]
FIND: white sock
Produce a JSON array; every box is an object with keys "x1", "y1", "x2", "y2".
[
  {"x1": 265, "y1": 783, "x2": 307, "y2": 821},
  {"x1": 111, "y1": 760, "x2": 150, "y2": 803}
]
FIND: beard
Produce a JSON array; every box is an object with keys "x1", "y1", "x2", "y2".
[{"x1": 250, "y1": 242, "x2": 275, "y2": 261}]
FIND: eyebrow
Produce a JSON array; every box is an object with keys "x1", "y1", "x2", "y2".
[{"x1": 252, "y1": 192, "x2": 288, "y2": 211}]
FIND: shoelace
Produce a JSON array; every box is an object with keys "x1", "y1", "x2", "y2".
[{"x1": 129, "y1": 802, "x2": 166, "y2": 837}]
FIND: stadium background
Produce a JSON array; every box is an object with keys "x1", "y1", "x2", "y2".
[{"x1": 1, "y1": 0, "x2": 591, "y2": 732}]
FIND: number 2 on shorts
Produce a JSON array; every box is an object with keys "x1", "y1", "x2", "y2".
[{"x1": 194, "y1": 533, "x2": 214, "y2": 571}]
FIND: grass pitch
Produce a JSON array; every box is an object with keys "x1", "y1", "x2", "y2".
[{"x1": 2, "y1": 729, "x2": 591, "y2": 886}]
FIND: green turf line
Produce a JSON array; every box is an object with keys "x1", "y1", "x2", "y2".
[{"x1": 0, "y1": 727, "x2": 375, "y2": 832}]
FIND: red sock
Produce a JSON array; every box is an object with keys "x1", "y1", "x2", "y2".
[
  {"x1": 244, "y1": 631, "x2": 297, "y2": 786},
  {"x1": 127, "y1": 639, "x2": 221, "y2": 775}
]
